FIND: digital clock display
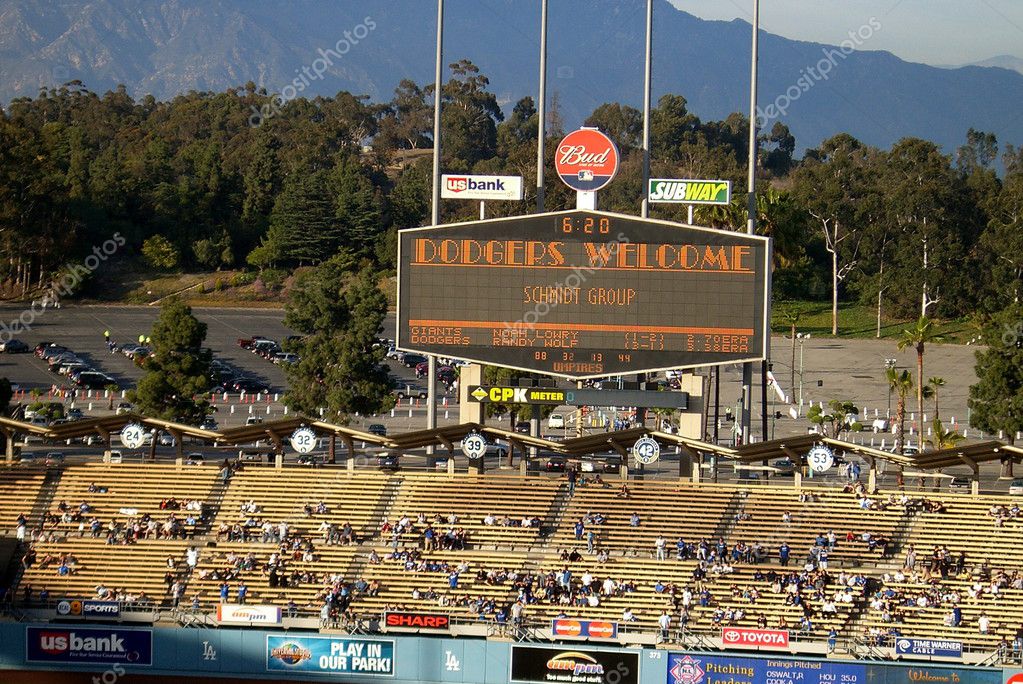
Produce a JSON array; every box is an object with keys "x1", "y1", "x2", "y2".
[{"x1": 396, "y1": 209, "x2": 769, "y2": 379}]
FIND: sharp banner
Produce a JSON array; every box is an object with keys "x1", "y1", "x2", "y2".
[{"x1": 266, "y1": 635, "x2": 394, "y2": 676}]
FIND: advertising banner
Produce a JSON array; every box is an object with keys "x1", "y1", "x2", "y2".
[
  {"x1": 26, "y1": 626, "x2": 152, "y2": 666},
  {"x1": 216, "y1": 604, "x2": 282, "y2": 625},
  {"x1": 721, "y1": 627, "x2": 790, "y2": 648},
  {"x1": 55, "y1": 599, "x2": 120, "y2": 618},
  {"x1": 384, "y1": 612, "x2": 450, "y2": 630},
  {"x1": 876, "y1": 664, "x2": 999, "y2": 684},
  {"x1": 550, "y1": 619, "x2": 618, "y2": 639},
  {"x1": 666, "y1": 653, "x2": 864, "y2": 684},
  {"x1": 647, "y1": 179, "x2": 731, "y2": 205},
  {"x1": 266, "y1": 635, "x2": 394, "y2": 676},
  {"x1": 894, "y1": 637, "x2": 962, "y2": 658},
  {"x1": 511, "y1": 645, "x2": 638, "y2": 684},
  {"x1": 441, "y1": 174, "x2": 523, "y2": 201}
]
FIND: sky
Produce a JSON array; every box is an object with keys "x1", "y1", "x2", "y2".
[{"x1": 667, "y1": 0, "x2": 1023, "y2": 66}]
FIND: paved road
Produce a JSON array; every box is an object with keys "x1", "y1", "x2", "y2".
[{"x1": 0, "y1": 304, "x2": 983, "y2": 441}]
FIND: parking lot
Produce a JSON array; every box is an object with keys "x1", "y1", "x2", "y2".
[{"x1": 0, "y1": 303, "x2": 982, "y2": 442}]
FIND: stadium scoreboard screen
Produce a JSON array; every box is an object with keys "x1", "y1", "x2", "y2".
[{"x1": 397, "y1": 210, "x2": 769, "y2": 379}]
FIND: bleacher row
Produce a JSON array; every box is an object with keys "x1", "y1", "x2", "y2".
[{"x1": 2, "y1": 463, "x2": 1022, "y2": 650}]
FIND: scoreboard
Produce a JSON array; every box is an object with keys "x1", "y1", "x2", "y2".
[{"x1": 396, "y1": 210, "x2": 769, "y2": 379}]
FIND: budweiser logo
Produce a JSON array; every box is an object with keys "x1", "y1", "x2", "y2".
[{"x1": 557, "y1": 145, "x2": 612, "y2": 167}]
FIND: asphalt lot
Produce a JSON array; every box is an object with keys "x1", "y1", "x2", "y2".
[{"x1": 0, "y1": 303, "x2": 983, "y2": 442}]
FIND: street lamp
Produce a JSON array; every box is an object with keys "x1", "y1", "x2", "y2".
[
  {"x1": 883, "y1": 358, "x2": 897, "y2": 421},
  {"x1": 796, "y1": 333, "x2": 811, "y2": 413}
]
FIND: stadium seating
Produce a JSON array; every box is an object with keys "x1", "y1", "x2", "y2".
[
  {"x1": 2, "y1": 460, "x2": 1022, "y2": 650},
  {"x1": 0, "y1": 465, "x2": 47, "y2": 535}
]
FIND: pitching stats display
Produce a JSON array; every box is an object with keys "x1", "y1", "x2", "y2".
[{"x1": 397, "y1": 210, "x2": 769, "y2": 379}]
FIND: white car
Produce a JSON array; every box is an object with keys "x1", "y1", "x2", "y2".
[
  {"x1": 1010, "y1": 479, "x2": 1023, "y2": 496},
  {"x1": 547, "y1": 414, "x2": 566, "y2": 429}
]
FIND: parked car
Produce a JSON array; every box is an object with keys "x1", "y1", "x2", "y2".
[
  {"x1": 245, "y1": 416, "x2": 264, "y2": 426},
  {"x1": 233, "y1": 378, "x2": 270, "y2": 394},
  {"x1": 392, "y1": 384, "x2": 428, "y2": 401},
  {"x1": 272, "y1": 352, "x2": 299, "y2": 365},
  {"x1": 581, "y1": 454, "x2": 622, "y2": 474},
  {"x1": 514, "y1": 421, "x2": 531, "y2": 434},
  {"x1": 401, "y1": 354, "x2": 427, "y2": 368},
  {"x1": 114, "y1": 402, "x2": 135, "y2": 415},
  {"x1": 200, "y1": 417, "x2": 218, "y2": 431},
  {"x1": 158, "y1": 432, "x2": 176, "y2": 446},
  {"x1": 949, "y1": 476, "x2": 972, "y2": 492},
  {"x1": 547, "y1": 414, "x2": 566, "y2": 430},
  {"x1": 185, "y1": 452, "x2": 205, "y2": 465},
  {"x1": 376, "y1": 452, "x2": 401, "y2": 471},
  {"x1": 367, "y1": 423, "x2": 387, "y2": 437},
  {"x1": 65, "y1": 408, "x2": 84, "y2": 421},
  {"x1": 544, "y1": 455, "x2": 568, "y2": 472},
  {"x1": 0, "y1": 339, "x2": 28, "y2": 353},
  {"x1": 1009, "y1": 478, "x2": 1023, "y2": 496},
  {"x1": 76, "y1": 372, "x2": 116, "y2": 390}
]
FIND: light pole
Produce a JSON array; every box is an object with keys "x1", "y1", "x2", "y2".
[
  {"x1": 797, "y1": 333, "x2": 811, "y2": 414},
  {"x1": 884, "y1": 358, "x2": 897, "y2": 421}
]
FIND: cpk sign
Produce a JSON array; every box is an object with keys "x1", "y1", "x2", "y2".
[
  {"x1": 442, "y1": 174, "x2": 523, "y2": 201},
  {"x1": 555, "y1": 128, "x2": 619, "y2": 192},
  {"x1": 721, "y1": 627, "x2": 789, "y2": 648}
]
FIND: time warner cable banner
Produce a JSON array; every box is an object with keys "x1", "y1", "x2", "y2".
[{"x1": 266, "y1": 635, "x2": 394, "y2": 676}]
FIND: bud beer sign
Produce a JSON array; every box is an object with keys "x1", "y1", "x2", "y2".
[{"x1": 555, "y1": 128, "x2": 619, "y2": 192}]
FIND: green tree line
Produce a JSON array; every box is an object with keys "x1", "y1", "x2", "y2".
[{"x1": 1, "y1": 63, "x2": 1021, "y2": 329}]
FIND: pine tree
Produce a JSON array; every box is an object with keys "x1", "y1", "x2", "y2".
[
  {"x1": 283, "y1": 256, "x2": 392, "y2": 423},
  {"x1": 130, "y1": 299, "x2": 211, "y2": 425},
  {"x1": 969, "y1": 302, "x2": 1023, "y2": 443}
]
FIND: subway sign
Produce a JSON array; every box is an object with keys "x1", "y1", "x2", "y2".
[{"x1": 648, "y1": 179, "x2": 731, "y2": 205}]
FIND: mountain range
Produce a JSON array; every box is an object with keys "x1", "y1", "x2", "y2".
[{"x1": 1, "y1": 0, "x2": 1021, "y2": 155}]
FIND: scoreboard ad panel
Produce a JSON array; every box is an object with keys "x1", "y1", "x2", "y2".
[{"x1": 396, "y1": 210, "x2": 769, "y2": 379}]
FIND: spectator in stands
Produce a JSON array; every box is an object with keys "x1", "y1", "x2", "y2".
[
  {"x1": 621, "y1": 607, "x2": 637, "y2": 622},
  {"x1": 655, "y1": 535, "x2": 666, "y2": 561},
  {"x1": 658, "y1": 610, "x2": 671, "y2": 640},
  {"x1": 630, "y1": 512, "x2": 640, "y2": 527},
  {"x1": 979, "y1": 612, "x2": 991, "y2": 634}
]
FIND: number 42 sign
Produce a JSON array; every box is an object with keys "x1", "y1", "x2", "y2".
[{"x1": 632, "y1": 436, "x2": 660, "y2": 465}]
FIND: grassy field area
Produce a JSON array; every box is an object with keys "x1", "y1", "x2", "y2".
[{"x1": 771, "y1": 300, "x2": 977, "y2": 343}]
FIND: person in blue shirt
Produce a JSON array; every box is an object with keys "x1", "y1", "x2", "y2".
[
  {"x1": 237, "y1": 581, "x2": 248, "y2": 604},
  {"x1": 779, "y1": 543, "x2": 791, "y2": 566},
  {"x1": 574, "y1": 520, "x2": 584, "y2": 540},
  {"x1": 219, "y1": 582, "x2": 229, "y2": 603}
]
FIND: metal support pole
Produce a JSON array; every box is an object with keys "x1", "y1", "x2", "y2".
[
  {"x1": 426, "y1": 0, "x2": 444, "y2": 452},
  {"x1": 535, "y1": 0, "x2": 548, "y2": 213},
  {"x1": 640, "y1": 0, "x2": 652, "y2": 219},
  {"x1": 740, "y1": 0, "x2": 760, "y2": 446}
]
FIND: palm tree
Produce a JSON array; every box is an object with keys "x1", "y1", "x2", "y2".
[
  {"x1": 886, "y1": 368, "x2": 913, "y2": 455},
  {"x1": 928, "y1": 376, "x2": 945, "y2": 418},
  {"x1": 897, "y1": 316, "x2": 943, "y2": 451},
  {"x1": 781, "y1": 308, "x2": 802, "y2": 400},
  {"x1": 927, "y1": 418, "x2": 964, "y2": 451}
]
